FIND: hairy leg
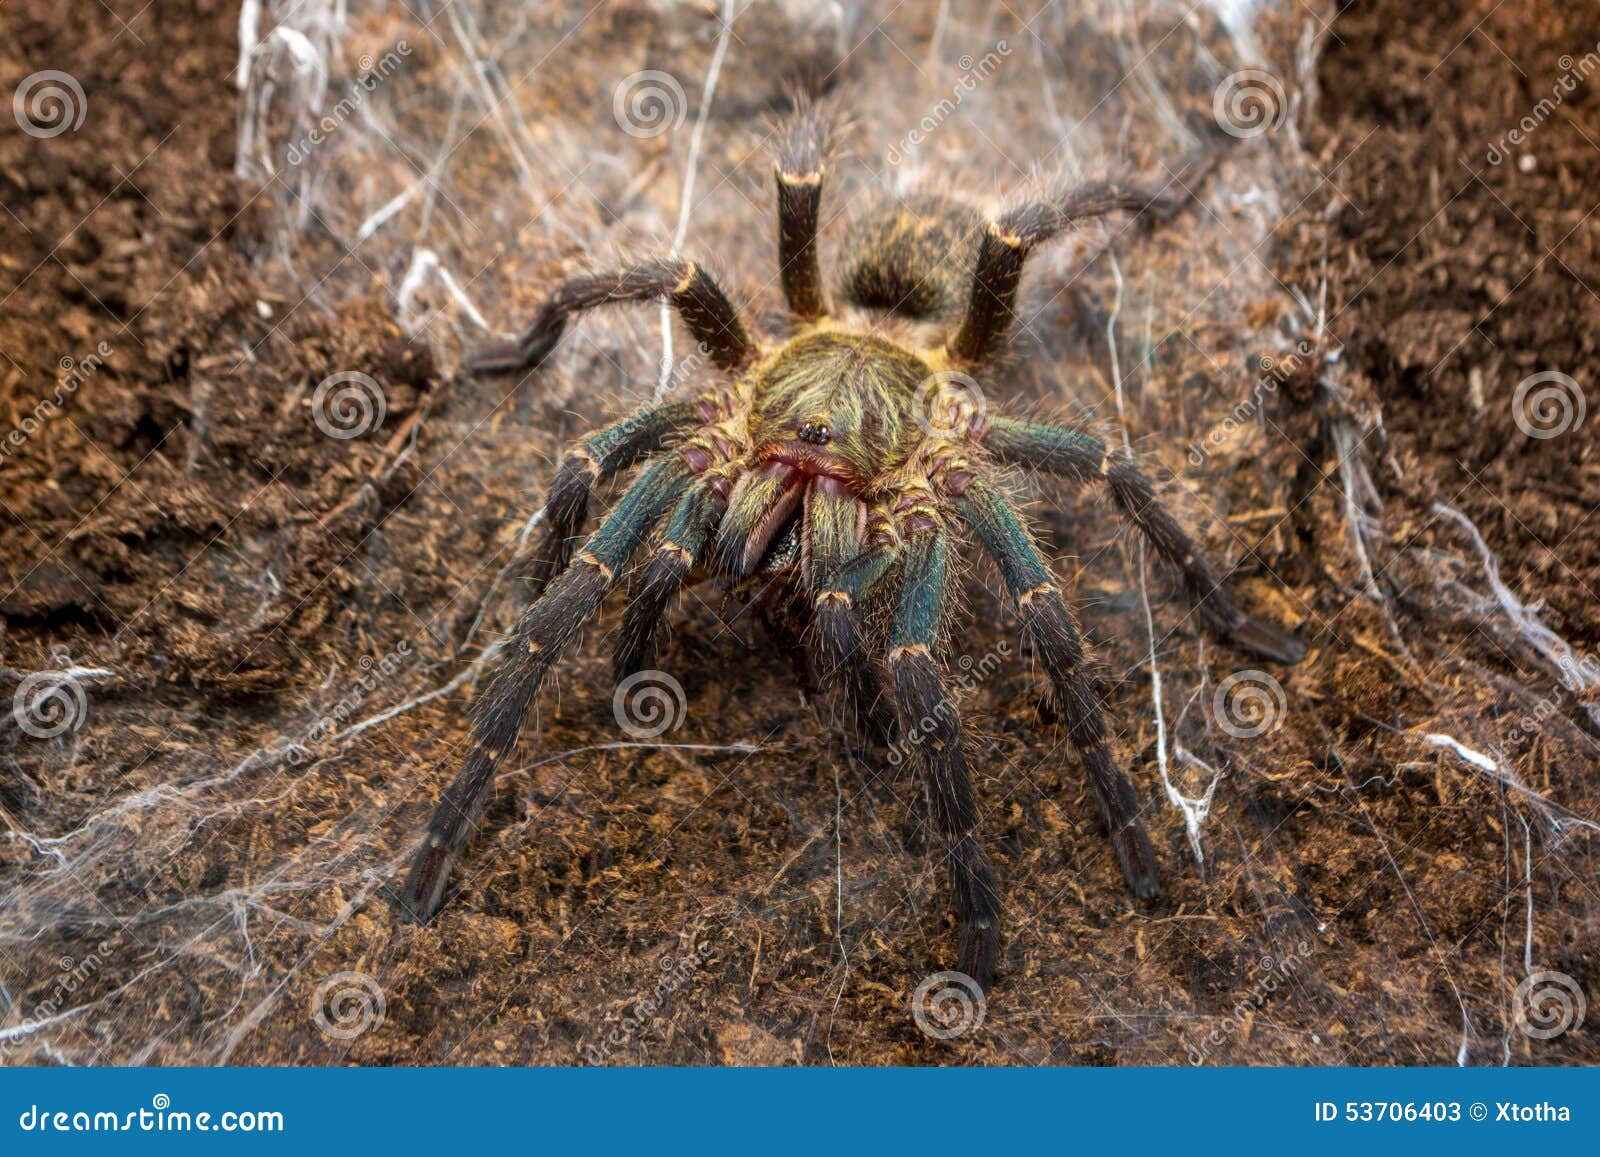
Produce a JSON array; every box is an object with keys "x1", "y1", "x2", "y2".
[
  {"x1": 774, "y1": 99, "x2": 833, "y2": 321},
  {"x1": 949, "y1": 172, "x2": 1200, "y2": 367},
  {"x1": 527, "y1": 401, "x2": 700, "y2": 599},
  {"x1": 613, "y1": 482, "x2": 726, "y2": 679},
  {"x1": 465, "y1": 260, "x2": 757, "y2": 375},
  {"x1": 886, "y1": 530, "x2": 1002, "y2": 987},
  {"x1": 955, "y1": 477, "x2": 1159, "y2": 901},
  {"x1": 808, "y1": 496, "x2": 897, "y2": 744},
  {"x1": 981, "y1": 416, "x2": 1305, "y2": 663},
  {"x1": 402, "y1": 456, "x2": 695, "y2": 921}
]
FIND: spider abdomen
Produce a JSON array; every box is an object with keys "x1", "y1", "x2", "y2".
[{"x1": 835, "y1": 196, "x2": 982, "y2": 320}]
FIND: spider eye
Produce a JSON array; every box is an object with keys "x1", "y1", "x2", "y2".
[{"x1": 798, "y1": 421, "x2": 832, "y2": 445}]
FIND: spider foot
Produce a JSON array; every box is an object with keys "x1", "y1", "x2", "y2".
[
  {"x1": 1114, "y1": 823, "x2": 1160, "y2": 902},
  {"x1": 957, "y1": 918, "x2": 999, "y2": 992},
  {"x1": 460, "y1": 331, "x2": 561, "y2": 376},
  {"x1": 1214, "y1": 611, "x2": 1308, "y2": 665},
  {"x1": 397, "y1": 835, "x2": 457, "y2": 924}
]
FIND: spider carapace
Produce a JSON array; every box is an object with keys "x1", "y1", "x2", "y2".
[{"x1": 400, "y1": 102, "x2": 1305, "y2": 991}]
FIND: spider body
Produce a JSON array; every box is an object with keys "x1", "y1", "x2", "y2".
[{"x1": 402, "y1": 106, "x2": 1304, "y2": 992}]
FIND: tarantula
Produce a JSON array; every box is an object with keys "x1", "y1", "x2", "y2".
[{"x1": 401, "y1": 106, "x2": 1304, "y2": 990}]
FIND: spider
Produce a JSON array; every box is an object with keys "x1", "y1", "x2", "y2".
[{"x1": 400, "y1": 104, "x2": 1304, "y2": 991}]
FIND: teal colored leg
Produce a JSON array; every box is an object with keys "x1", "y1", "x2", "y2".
[
  {"x1": 613, "y1": 482, "x2": 725, "y2": 679},
  {"x1": 404, "y1": 456, "x2": 694, "y2": 921},
  {"x1": 956, "y1": 478, "x2": 1160, "y2": 901},
  {"x1": 526, "y1": 400, "x2": 700, "y2": 599},
  {"x1": 982, "y1": 416, "x2": 1305, "y2": 664},
  {"x1": 887, "y1": 531, "x2": 1001, "y2": 989},
  {"x1": 813, "y1": 541, "x2": 900, "y2": 744}
]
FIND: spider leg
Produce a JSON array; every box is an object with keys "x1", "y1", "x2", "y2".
[
  {"x1": 800, "y1": 476, "x2": 866, "y2": 589},
  {"x1": 464, "y1": 261, "x2": 757, "y2": 375},
  {"x1": 949, "y1": 172, "x2": 1200, "y2": 367},
  {"x1": 401, "y1": 455, "x2": 696, "y2": 922},
  {"x1": 954, "y1": 477, "x2": 1160, "y2": 902},
  {"x1": 528, "y1": 400, "x2": 701, "y2": 599},
  {"x1": 774, "y1": 98, "x2": 833, "y2": 321},
  {"x1": 613, "y1": 482, "x2": 726, "y2": 679},
  {"x1": 887, "y1": 529, "x2": 1001, "y2": 988},
  {"x1": 981, "y1": 417, "x2": 1306, "y2": 663},
  {"x1": 806, "y1": 489, "x2": 896, "y2": 742}
]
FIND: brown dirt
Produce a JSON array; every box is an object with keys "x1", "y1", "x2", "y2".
[
  {"x1": 1297, "y1": 0, "x2": 1600, "y2": 653},
  {"x1": 1, "y1": 0, "x2": 1595, "y2": 1066}
]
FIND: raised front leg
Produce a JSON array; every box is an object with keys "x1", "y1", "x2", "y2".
[
  {"x1": 950, "y1": 173, "x2": 1199, "y2": 367},
  {"x1": 773, "y1": 99, "x2": 834, "y2": 322}
]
